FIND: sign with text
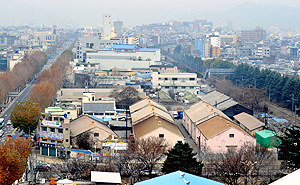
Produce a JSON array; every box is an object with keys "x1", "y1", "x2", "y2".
[
  {"x1": 39, "y1": 142, "x2": 64, "y2": 150},
  {"x1": 41, "y1": 120, "x2": 62, "y2": 128},
  {"x1": 102, "y1": 142, "x2": 128, "y2": 150},
  {"x1": 40, "y1": 132, "x2": 63, "y2": 140}
]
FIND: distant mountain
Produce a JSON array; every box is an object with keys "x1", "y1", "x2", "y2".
[{"x1": 183, "y1": 3, "x2": 300, "y2": 29}]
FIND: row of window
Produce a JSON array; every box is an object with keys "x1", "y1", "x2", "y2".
[
  {"x1": 86, "y1": 112, "x2": 114, "y2": 116},
  {"x1": 41, "y1": 127, "x2": 65, "y2": 133},
  {"x1": 42, "y1": 138, "x2": 65, "y2": 144},
  {"x1": 158, "y1": 78, "x2": 195, "y2": 81},
  {"x1": 163, "y1": 86, "x2": 195, "y2": 89}
]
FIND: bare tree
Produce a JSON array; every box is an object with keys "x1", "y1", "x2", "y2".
[{"x1": 210, "y1": 142, "x2": 279, "y2": 185}]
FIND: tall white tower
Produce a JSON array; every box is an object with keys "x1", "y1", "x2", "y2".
[{"x1": 103, "y1": 14, "x2": 112, "y2": 39}]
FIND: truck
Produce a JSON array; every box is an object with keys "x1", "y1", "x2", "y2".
[
  {"x1": 175, "y1": 107, "x2": 183, "y2": 119},
  {"x1": 0, "y1": 118, "x2": 4, "y2": 128}
]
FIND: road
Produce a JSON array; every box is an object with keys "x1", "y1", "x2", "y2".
[
  {"x1": 0, "y1": 36, "x2": 76, "y2": 144},
  {"x1": 0, "y1": 80, "x2": 35, "y2": 143}
]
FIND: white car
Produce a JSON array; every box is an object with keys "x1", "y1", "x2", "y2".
[
  {"x1": 0, "y1": 130, "x2": 4, "y2": 137},
  {"x1": 7, "y1": 120, "x2": 11, "y2": 125}
]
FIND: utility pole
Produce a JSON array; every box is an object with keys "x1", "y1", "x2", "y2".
[{"x1": 295, "y1": 105, "x2": 300, "y2": 125}]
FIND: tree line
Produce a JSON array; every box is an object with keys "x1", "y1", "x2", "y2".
[
  {"x1": 231, "y1": 63, "x2": 300, "y2": 111},
  {"x1": 0, "y1": 52, "x2": 48, "y2": 103},
  {"x1": 11, "y1": 50, "x2": 73, "y2": 134}
]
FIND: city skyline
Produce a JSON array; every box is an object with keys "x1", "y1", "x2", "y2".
[{"x1": 2, "y1": 0, "x2": 300, "y2": 28}]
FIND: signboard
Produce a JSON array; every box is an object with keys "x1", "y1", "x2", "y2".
[
  {"x1": 102, "y1": 153, "x2": 127, "y2": 157},
  {"x1": 40, "y1": 132, "x2": 63, "y2": 140},
  {"x1": 39, "y1": 142, "x2": 64, "y2": 150},
  {"x1": 102, "y1": 140, "x2": 125, "y2": 143},
  {"x1": 102, "y1": 142, "x2": 128, "y2": 150},
  {"x1": 41, "y1": 120, "x2": 62, "y2": 128}
]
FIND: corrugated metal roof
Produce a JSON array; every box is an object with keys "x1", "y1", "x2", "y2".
[
  {"x1": 130, "y1": 98, "x2": 167, "y2": 113},
  {"x1": 83, "y1": 102, "x2": 115, "y2": 112},
  {"x1": 196, "y1": 115, "x2": 250, "y2": 139},
  {"x1": 234, "y1": 112, "x2": 264, "y2": 131},
  {"x1": 201, "y1": 90, "x2": 237, "y2": 111},
  {"x1": 184, "y1": 101, "x2": 230, "y2": 123},
  {"x1": 135, "y1": 171, "x2": 224, "y2": 185}
]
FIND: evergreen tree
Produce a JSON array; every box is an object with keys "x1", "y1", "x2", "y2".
[
  {"x1": 277, "y1": 125, "x2": 300, "y2": 170},
  {"x1": 162, "y1": 141, "x2": 203, "y2": 175}
]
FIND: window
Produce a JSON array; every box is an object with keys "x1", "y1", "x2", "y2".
[
  {"x1": 67, "y1": 112, "x2": 70, "y2": 114},
  {"x1": 159, "y1": 134, "x2": 164, "y2": 138},
  {"x1": 51, "y1": 140, "x2": 55, "y2": 143},
  {"x1": 65, "y1": 128, "x2": 69, "y2": 131},
  {"x1": 58, "y1": 129, "x2": 63, "y2": 133},
  {"x1": 50, "y1": 128, "x2": 55, "y2": 132},
  {"x1": 229, "y1": 134, "x2": 234, "y2": 138},
  {"x1": 190, "y1": 86, "x2": 194, "y2": 89},
  {"x1": 172, "y1": 78, "x2": 178, "y2": 80},
  {"x1": 165, "y1": 86, "x2": 169, "y2": 89},
  {"x1": 94, "y1": 133, "x2": 99, "y2": 137},
  {"x1": 164, "y1": 78, "x2": 168, "y2": 80},
  {"x1": 174, "y1": 86, "x2": 178, "y2": 89},
  {"x1": 42, "y1": 127, "x2": 47, "y2": 132},
  {"x1": 65, "y1": 139, "x2": 69, "y2": 142},
  {"x1": 189, "y1": 78, "x2": 195, "y2": 81},
  {"x1": 158, "y1": 77, "x2": 161, "y2": 80},
  {"x1": 105, "y1": 113, "x2": 109, "y2": 115},
  {"x1": 182, "y1": 86, "x2": 186, "y2": 89},
  {"x1": 42, "y1": 138, "x2": 47, "y2": 142},
  {"x1": 57, "y1": 140, "x2": 63, "y2": 144},
  {"x1": 99, "y1": 113, "x2": 104, "y2": 115},
  {"x1": 53, "y1": 117, "x2": 59, "y2": 121}
]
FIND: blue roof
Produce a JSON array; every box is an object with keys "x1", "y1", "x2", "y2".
[
  {"x1": 136, "y1": 48, "x2": 159, "y2": 51},
  {"x1": 135, "y1": 171, "x2": 223, "y2": 185},
  {"x1": 201, "y1": 22, "x2": 213, "y2": 25},
  {"x1": 139, "y1": 74, "x2": 152, "y2": 79},
  {"x1": 70, "y1": 149, "x2": 92, "y2": 153},
  {"x1": 272, "y1": 117, "x2": 288, "y2": 123},
  {"x1": 90, "y1": 115, "x2": 112, "y2": 122},
  {"x1": 111, "y1": 44, "x2": 137, "y2": 50},
  {"x1": 259, "y1": 113, "x2": 272, "y2": 118}
]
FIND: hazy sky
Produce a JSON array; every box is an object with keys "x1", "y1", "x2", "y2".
[{"x1": 1, "y1": 0, "x2": 300, "y2": 28}]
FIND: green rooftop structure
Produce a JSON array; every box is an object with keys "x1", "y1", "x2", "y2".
[{"x1": 256, "y1": 130, "x2": 281, "y2": 148}]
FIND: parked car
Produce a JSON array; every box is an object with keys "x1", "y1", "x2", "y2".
[{"x1": 7, "y1": 120, "x2": 11, "y2": 125}]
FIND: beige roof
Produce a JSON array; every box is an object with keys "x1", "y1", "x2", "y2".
[
  {"x1": 131, "y1": 105, "x2": 174, "y2": 125},
  {"x1": 201, "y1": 90, "x2": 238, "y2": 111},
  {"x1": 70, "y1": 115, "x2": 117, "y2": 140},
  {"x1": 133, "y1": 116, "x2": 183, "y2": 138},
  {"x1": 184, "y1": 100, "x2": 230, "y2": 124},
  {"x1": 129, "y1": 98, "x2": 167, "y2": 113},
  {"x1": 234, "y1": 112, "x2": 265, "y2": 131},
  {"x1": 196, "y1": 115, "x2": 251, "y2": 139}
]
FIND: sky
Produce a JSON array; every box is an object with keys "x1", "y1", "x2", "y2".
[{"x1": 1, "y1": 0, "x2": 300, "y2": 28}]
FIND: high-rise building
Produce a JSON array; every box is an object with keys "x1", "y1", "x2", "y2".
[
  {"x1": 103, "y1": 14, "x2": 112, "y2": 39},
  {"x1": 203, "y1": 41, "x2": 211, "y2": 58},
  {"x1": 191, "y1": 39, "x2": 204, "y2": 58},
  {"x1": 0, "y1": 55, "x2": 7, "y2": 71},
  {"x1": 241, "y1": 27, "x2": 266, "y2": 43},
  {"x1": 114, "y1": 20, "x2": 123, "y2": 37}
]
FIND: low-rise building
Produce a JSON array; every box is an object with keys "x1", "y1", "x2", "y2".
[
  {"x1": 234, "y1": 112, "x2": 264, "y2": 136},
  {"x1": 39, "y1": 107, "x2": 71, "y2": 157}
]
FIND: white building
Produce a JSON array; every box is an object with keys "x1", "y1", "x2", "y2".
[
  {"x1": 85, "y1": 44, "x2": 160, "y2": 70},
  {"x1": 151, "y1": 72, "x2": 199, "y2": 93},
  {"x1": 103, "y1": 14, "x2": 112, "y2": 39}
]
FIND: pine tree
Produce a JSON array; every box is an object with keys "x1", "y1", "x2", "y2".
[
  {"x1": 277, "y1": 125, "x2": 300, "y2": 170},
  {"x1": 161, "y1": 141, "x2": 203, "y2": 175}
]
